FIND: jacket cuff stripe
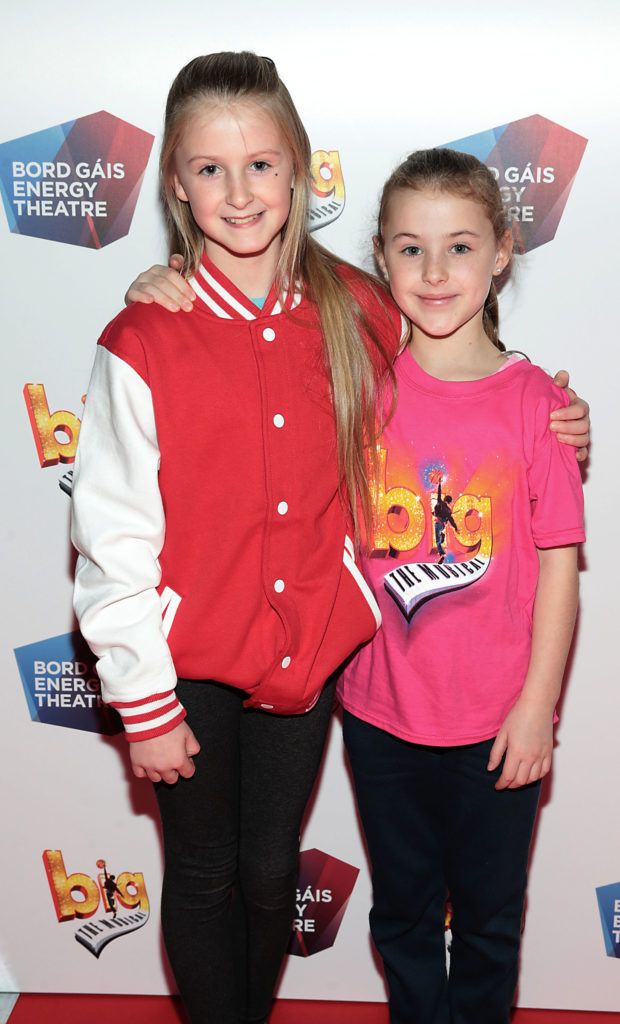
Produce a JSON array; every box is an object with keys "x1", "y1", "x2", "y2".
[
  {"x1": 121, "y1": 700, "x2": 183, "y2": 729},
  {"x1": 109, "y1": 690, "x2": 175, "y2": 710},
  {"x1": 114, "y1": 695, "x2": 179, "y2": 720},
  {"x1": 124, "y1": 707, "x2": 187, "y2": 743}
]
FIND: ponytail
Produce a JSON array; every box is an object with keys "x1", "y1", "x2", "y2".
[{"x1": 482, "y1": 281, "x2": 505, "y2": 352}]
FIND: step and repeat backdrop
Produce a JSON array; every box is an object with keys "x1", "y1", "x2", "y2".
[{"x1": 1, "y1": 0, "x2": 618, "y2": 1011}]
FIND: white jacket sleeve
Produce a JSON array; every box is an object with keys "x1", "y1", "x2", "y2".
[{"x1": 71, "y1": 345, "x2": 185, "y2": 742}]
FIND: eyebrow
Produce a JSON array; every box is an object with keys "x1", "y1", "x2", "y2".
[
  {"x1": 187, "y1": 149, "x2": 283, "y2": 165},
  {"x1": 392, "y1": 229, "x2": 481, "y2": 241}
]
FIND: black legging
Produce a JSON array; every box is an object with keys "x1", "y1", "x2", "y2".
[{"x1": 155, "y1": 676, "x2": 336, "y2": 1024}]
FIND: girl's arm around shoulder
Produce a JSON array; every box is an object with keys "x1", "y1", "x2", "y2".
[
  {"x1": 523, "y1": 366, "x2": 586, "y2": 551},
  {"x1": 489, "y1": 545, "x2": 579, "y2": 790},
  {"x1": 549, "y1": 368, "x2": 590, "y2": 462},
  {"x1": 514, "y1": 361, "x2": 590, "y2": 460},
  {"x1": 125, "y1": 253, "x2": 196, "y2": 313}
]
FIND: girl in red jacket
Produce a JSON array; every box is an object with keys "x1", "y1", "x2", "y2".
[{"x1": 72, "y1": 51, "x2": 401, "y2": 1024}]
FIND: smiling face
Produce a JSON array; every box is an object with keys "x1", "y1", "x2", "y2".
[
  {"x1": 172, "y1": 101, "x2": 295, "y2": 279},
  {"x1": 378, "y1": 187, "x2": 512, "y2": 344}
]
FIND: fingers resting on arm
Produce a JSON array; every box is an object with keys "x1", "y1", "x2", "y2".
[
  {"x1": 551, "y1": 370, "x2": 590, "y2": 462},
  {"x1": 124, "y1": 254, "x2": 195, "y2": 312}
]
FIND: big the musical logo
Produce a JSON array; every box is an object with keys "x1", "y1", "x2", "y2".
[
  {"x1": 371, "y1": 452, "x2": 493, "y2": 619},
  {"x1": 43, "y1": 850, "x2": 149, "y2": 957}
]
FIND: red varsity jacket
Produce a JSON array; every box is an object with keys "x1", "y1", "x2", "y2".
[{"x1": 71, "y1": 254, "x2": 402, "y2": 740}]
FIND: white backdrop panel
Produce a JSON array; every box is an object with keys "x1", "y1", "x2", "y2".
[{"x1": 1, "y1": 0, "x2": 618, "y2": 1010}]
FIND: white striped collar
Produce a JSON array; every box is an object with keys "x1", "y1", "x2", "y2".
[{"x1": 188, "y1": 253, "x2": 302, "y2": 320}]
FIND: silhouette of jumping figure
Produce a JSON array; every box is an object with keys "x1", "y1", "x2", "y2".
[
  {"x1": 100, "y1": 861, "x2": 121, "y2": 919},
  {"x1": 433, "y1": 480, "x2": 459, "y2": 563}
]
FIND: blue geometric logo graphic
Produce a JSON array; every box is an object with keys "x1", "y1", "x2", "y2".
[
  {"x1": 14, "y1": 630, "x2": 121, "y2": 735},
  {"x1": 595, "y1": 882, "x2": 620, "y2": 958},
  {"x1": 0, "y1": 111, "x2": 153, "y2": 248}
]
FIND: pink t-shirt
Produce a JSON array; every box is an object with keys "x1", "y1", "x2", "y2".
[{"x1": 337, "y1": 350, "x2": 585, "y2": 746}]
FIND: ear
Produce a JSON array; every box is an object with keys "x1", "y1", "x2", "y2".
[
  {"x1": 493, "y1": 228, "x2": 513, "y2": 276},
  {"x1": 172, "y1": 174, "x2": 189, "y2": 203},
  {"x1": 373, "y1": 235, "x2": 388, "y2": 279}
]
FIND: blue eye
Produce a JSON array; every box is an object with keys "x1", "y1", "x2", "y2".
[
  {"x1": 402, "y1": 245, "x2": 422, "y2": 256},
  {"x1": 251, "y1": 160, "x2": 271, "y2": 172},
  {"x1": 199, "y1": 164, "x2": 219, "y2": 176},
  {"x1": 451, "y1": 243, "x2": 471, "y2": 254}
]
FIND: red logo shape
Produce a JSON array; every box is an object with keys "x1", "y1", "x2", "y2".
[{"x1": 288, "y1": 848, "x2": 359, "y2": 957}]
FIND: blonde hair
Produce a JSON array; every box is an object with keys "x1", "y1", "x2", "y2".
[
  {"x1": 160, "y1": 51, "x2": 395, "y2": 541},
  {"x1": 376, "y1": 148, "x2": 512, "y2": 350}
]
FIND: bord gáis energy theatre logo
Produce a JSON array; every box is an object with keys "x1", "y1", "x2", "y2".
[
  {"x1": 596, "y1": 882, "x2": 620, "y2": 959},
  {"x1": 288, "y1": 849, "x2": 359, "y2": 957},
  {"x1": 43, "y1": 851, "x2": 149, "y2": 957},
  {"x1": 14, "y1": 630, "x2": 121, "y2": 736},
  {"x1": 441, "y1": 113, "x2": 587, "y2": 253},
  {"x1": 0, "y1": 111, "x2": 154, "y2": 248}
]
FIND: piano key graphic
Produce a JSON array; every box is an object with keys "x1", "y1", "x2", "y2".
[
  {"x1": 74, "y1": 908, "x2": 149, "y2": 958},
  {"x1": 384, "y1": 554, "x2": 490, "y2": 620},
  {"x1": 58, "y1": 468, "x2": 74, "y2": 496},
  {"x1": 308, "y1": 194, "x2": 345, "y2": 232}
]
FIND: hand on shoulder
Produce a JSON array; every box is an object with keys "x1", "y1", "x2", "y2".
[
  {"x1": 550, "y1": 369, "x2": 590, "y2": 462},
  {"x1": 124, "y1": 254, "x2": 196, "y2": 313}
]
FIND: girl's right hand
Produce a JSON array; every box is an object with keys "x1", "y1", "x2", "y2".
[
  {"x1": 124, "y1": 253, "x2": 196, "y2": 313},
  {"x1": 487, "y1": 699, "x2": 553, "y2": 791},
  {"x1": 129, "y1": 720, "x2": 201, "y2": 784}
]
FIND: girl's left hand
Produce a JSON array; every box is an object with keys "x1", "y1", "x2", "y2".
[
  {"x1": 487, "y1": 700, "x2": 553, "y2": 791},
  {"x1": 551, "y1": 370, "x2": 590, "y2": 462}
]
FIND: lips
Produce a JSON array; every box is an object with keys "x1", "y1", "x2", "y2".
[
  {"x1": 417, "y1": 294, "x2": 457, "y2": 305},
  {"x1": 223, "y1": 212, "x2": 263, "y2": 226}
]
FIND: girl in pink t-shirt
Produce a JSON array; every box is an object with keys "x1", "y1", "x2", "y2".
[{"x1": 338, "y1": 149, "x2": 585, "y2": 1023}]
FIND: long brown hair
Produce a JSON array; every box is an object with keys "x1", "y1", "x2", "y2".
[
  {"x1": 376, "y1": 148, "x2": 512, "y2": 350},
  {"x1": 160, "y1": 51, "x2": 395, "y2": 542}
]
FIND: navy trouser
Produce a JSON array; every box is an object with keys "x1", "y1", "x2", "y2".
[
  {"x1": 343, "y1": 711, "x2": 541, "y2": 1024},
  {"x1": 155, "y1": 677, "x2": 336, "y2": 1024}
]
